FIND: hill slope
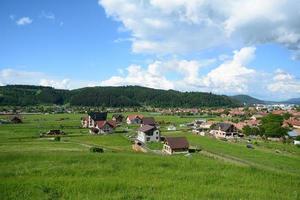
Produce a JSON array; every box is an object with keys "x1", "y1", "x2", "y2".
[
  {"x1": 282, "y1": 98, "x2": 300, "y2": 105},
  {"x1": 230, "y1": 95, "x2": 266, "y2": 105},
  {"x1": 0, "y1": 85, "x2": 239, "y2": 107}
]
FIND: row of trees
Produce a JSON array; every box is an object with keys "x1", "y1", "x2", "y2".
[{"x1": 242, "y1": 114, "x2": 289, "y2": 137}]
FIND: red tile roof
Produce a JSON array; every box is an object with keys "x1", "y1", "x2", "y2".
[
  {"x1": 96, "y1": 120, "x2": 116, "y2": 129},
  {"x1": 127, "y1": 114, "x2": 144, "y2": 121}
]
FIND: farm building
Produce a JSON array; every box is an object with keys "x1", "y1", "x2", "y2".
[
  {"x1": 46, "y1": 130, "x2": 65, "y2": 135},
  {"x1": 137, "y1": 125, "x2": 160, "y2": 143},
  {"x1": 10, "y1": 116, "x2": 22, "y2": 124},
  {"x1": 209, "y1": 122, "x2": 240, "y2": 139},
  {"x1": 126, "y1": 114, "x2": 144, "y2": 124},
  {"x1": 163, "y1": 137, "x2": 189, "y2": 155}
]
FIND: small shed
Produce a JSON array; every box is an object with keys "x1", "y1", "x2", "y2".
[{"x1": 10, "y1": 116, "x2": 22, "y2": 124}]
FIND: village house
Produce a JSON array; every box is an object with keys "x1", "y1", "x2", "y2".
[
  {"x1": 163, "y1": 137, "x2": 189, "y2": 155},
  {"x1": 90, "y1": 120, "x2": 116, "y2": 134},
  {"x1": 112, "y1": 114, "x2": 124, "y2": 124},
  {"x1": 210, "y1": 122, "x2": 240, "y2": 139},
  {"x1": 126, "y1": 114, "x2": 144, "y2": 124},
  {"x1": 137, "y1": 125, "x2": 160, "y2": 143},
  {"x1": 81, "y1": 112, "x2": 107, "y2": 128},
  {"x1": 284, "y1": 117, "x2": 300, "y2": 129}
]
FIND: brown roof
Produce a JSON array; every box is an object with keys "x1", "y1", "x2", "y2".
[
  {"x1": 96, "y1": 120, "x2": 116, "y2": 129},
  {"x1": 142, "y1": 117, "x2": 155, "y2": 125},
  {"x1": 138, "y1": 125, "x2": 155, "y2": 133},
  {"x1": 165, "y1": 137, "x2": 189, "y2": 149}
]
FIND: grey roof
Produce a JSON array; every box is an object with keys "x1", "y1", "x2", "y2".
[{"x1": 88, "y1": 112, "x2": 107, "y2": 121}]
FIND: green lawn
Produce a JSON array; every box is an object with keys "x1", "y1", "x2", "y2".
[{"x1": 0, "y1": 113, "x2": 299, "y2": 199}]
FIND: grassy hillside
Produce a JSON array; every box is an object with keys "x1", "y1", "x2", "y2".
[
  {"x1": 0, "y1": 85, "x2": 239, "y2": 107},
  {"x1": 0, "y1": 113, "x2": 299, "y2": 199}
]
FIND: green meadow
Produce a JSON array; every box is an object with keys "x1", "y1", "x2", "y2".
[{"x1": 0, "y1": 113, "x2": 300, "y2": 199}]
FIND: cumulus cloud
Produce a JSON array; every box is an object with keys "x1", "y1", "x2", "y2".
[
  {"x1": 0, "y1": 68, "x2": 72, "y2": 89},
  {"x1": 100, "y1": 47, "x2": 258, "y2": 93},
  {"x1": 201, "y1": 47, "x2": 256, "y2": 93},
  {"x1": 101, "y1": 64, "x2": 174, "y2": 89},
  {"x1": 267, "y1": 69, "x2": 300, "y2": 96},
  {"x1": 40, "y1": 79, "x2": 70, "y2": 89},
  {"x1": 99, "y1": 0, "x2": 300, "y2": 58},
  {"x1": 16, "y1": 17, "x2": 33, "y2": 25},
  {"x1": 0, "y1": 68, "x2": 104, "y2": 90}
]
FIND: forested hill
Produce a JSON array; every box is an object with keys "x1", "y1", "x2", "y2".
[
  {"x1": 230, "y1": 95, "x2": 266, "y2": 105},
  {"x1": 0, "y1": 85, "x2": 240, "y2": 107}
]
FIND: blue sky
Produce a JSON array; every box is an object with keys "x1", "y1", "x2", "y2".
[{"x1": 0, "y1": 0, "x2": 300, "y2": 101}]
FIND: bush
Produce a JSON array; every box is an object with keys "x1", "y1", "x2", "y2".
[
  {"x1": 54, "y1": 136, "x2": 61, "y2": 141},
  {"x1": 90, "y1": 147, "x2": 104, "y2": 153}
]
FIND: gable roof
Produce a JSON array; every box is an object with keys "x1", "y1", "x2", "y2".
[
  {"x1": 142, "y1": 117, "x2": 155, "y2": 125},
  {"x1": 212, "y1": 122, "x2": 234, "y2": 132},
  {"x1": 127, "y1": 114, "x2": 144, "y2": 121},
  {"x1": 165, "y1": 137, "x2": 189, "y2": 149},
  {"x1": 88, "y1": 112, "x2": 107, "y2": 121},
  {"x1": 96, "y1": 120, "x2": 116, "y2": 129},
  {"x1": 138, "y1": 125, "x2": 155, "y2": 133},
  {"x1": 112, "y1": 114, "x2": 124, "y2": 119}
]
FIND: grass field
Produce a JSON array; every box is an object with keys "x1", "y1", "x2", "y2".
[{"x1": 1, "y1": 113, "x2": 300, "y2": 199}]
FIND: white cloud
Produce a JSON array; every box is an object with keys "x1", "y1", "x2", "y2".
[
  {"x1": 16, "y1": 17, "x2": 33, "y2": 25},
  {"x1": 267, "y1": 69, "x2": 300, "y2": 96},
  {"x1": 99, "y1": 0, "x2": 300, "y2": 58},
  {"x1": 201, "y1": 47, "x2": 256, "y2": 93},
  {"x1": 101, "y1": 64, "x2": 174, "y2": 90},
  {"x1": 0, "y1": 68, "x2": 102, "y2": 90},
  {"x1": 40, "y1": 79, "x2": 70, "y2": 89},
  {"x1": 100, "y1": 47, "x2": 258, "y2": 93},
  {"x1": 40, "y1": 11, "x2": 55, "y2": 20}
]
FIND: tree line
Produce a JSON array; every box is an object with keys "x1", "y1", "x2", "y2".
[{"x1": 0, "y1": 85, "x2": 240, "y2": 108}]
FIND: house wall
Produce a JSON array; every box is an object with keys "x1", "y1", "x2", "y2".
[
  {"x1": 163, "y1": 144, "x2": 189, "y2": 155},
  {"x1": 137, "y1": 130, "x2": 160, "y2": 143},
  {"x1": 88, "y1": 116, "x2": 95, "y2": 128},
  {"x1": 210, "y1": 130, "x2": 227, "y2": 138},
  {"x1": 163, "y1": 144, "x2": 172, "y2": 154}
]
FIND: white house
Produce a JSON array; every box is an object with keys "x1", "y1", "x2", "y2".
[
  {"x1": 90, "y1": 120, "x2": 116, "y2": 134},
  {"x1": 167, "y1": 125, "x2": 176, "y2": 131},
  {"x1": 209, "y1": 122, "x2": 239, "y2": 139},
  {"x1": 82, "y1": 112, "x2": 107, "y2": 128},
  {"x1": 126, "y1": 114, "x2": 144, "y2": 124},
  {"x1": 137, "y1": 125, "x2": 160, "y2": 143}
]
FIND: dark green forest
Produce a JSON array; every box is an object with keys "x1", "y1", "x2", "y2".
[{"x1": 0, "y1": 85, "x2": 240, "y2": 107}]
